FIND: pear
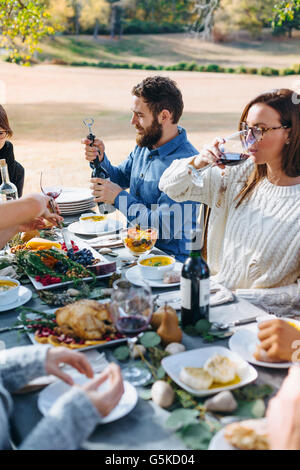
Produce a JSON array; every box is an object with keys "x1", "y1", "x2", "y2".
[{"x1": 157, "y1": 306, "x2": 182, "y2": 346}]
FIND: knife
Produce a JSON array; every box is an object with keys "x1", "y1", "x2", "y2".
[
  {"x1": 49, "y1": 198, "x2": 72, "y2": 249},
  {"x1": 0, "y1": 325, "x2": 24, "y2": 333},
  {"x1": 232, "y1": 316, "x2": 258, "y2": 326}
]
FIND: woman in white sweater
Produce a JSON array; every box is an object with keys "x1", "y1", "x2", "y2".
[{"x1": 159, "y1": 88, "x2": 300, "y2": 315}]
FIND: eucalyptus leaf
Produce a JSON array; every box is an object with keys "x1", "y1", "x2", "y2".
[
  {"x1": 139, "y1": 388, "x2": 152, "y2": 400},
  {"x1": 183, "y1": 325, "x2": 198, "y2": 336},
  {"x1": 140, "y1": 331, "x2": 161, "y2": 348},
  {"x1": 234, "y1": 399, "x2": 266, "y2": 419},
  {"x1": 156, "y1": 365, "x2": 166, "y2": 380},
  {"x1": 113, "y1": 345, "x2": 130, "y2": 361},
  {"x1": 175, "y1": 422, "x2": 214, "y2": 450},
  {"x1": 195, "y1": 319, "x2": 211, "y2": 334},
  {"x1": 175, "y1": 389, "x2": 198, "y2": 409},
  {"x1": 88, "y1": 287, "x2": 105, "y2": 299},
  {"x1": 233, "y1": 384, "x2": 273, "y2": 401},
  {"x1": 166, "y1": 408, "x2": 200, "y2": 431}
]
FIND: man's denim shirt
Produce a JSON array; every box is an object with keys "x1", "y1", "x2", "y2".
[{"x1": 96, "y1": 127, "x2": 200, "y2": 262}]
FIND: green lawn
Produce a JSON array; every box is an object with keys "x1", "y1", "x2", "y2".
[{"x1": 37, "y1": 32, "x2": 300, "y2": 69}]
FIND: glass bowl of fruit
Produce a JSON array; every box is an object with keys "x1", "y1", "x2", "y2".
[{"x1": 120, "y1": 226, "x2": 158, "y2": 257}]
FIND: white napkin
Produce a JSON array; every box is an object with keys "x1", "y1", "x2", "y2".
[{"x1": 155, "y1": 283, "x2": 234, "y2": 310}]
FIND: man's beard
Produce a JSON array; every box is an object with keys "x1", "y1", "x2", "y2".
[{"x1": 135, "y1": 117, "x2": 163, "y2": 148}]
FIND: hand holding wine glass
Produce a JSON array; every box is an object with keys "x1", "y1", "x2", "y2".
[{"x1": 189, "y1": 130, "x2": 258, "y2": 187}]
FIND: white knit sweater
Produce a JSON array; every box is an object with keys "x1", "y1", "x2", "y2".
[{"x1": 159, "y1": 157, "x2": 300, "y2": 315}]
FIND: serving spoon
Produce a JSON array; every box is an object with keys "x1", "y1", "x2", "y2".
[{"x1": 212, "y1": 315, "x2": 258, "y2": 330}]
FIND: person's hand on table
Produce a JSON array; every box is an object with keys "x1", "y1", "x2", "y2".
[
  {"x1": 256, "y1": 319, "x2": 300, "y2": 362},
  {"x1": 18, "y1": 195, "x2": 63, "y2": 232},
  {"x1": 267, "y1": 365, "x2": 300, "y2": 450},
  {"x1": 82, "y1": 138, "x2": 105, "y2": 162},
  {"x1": 45, "y1": 347, "x2": 94, "y2": 385},
  {"x1": 90, "y1": 177, "x2": 122, "y2": 205},
  {"x1": 191, "y1": 137, "x2": 226, "y2": 170},
  {"x1": 82, "y1": 363, "x2": 124, "y2": 417}
]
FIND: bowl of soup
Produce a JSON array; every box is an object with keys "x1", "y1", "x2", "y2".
[
  {"x1": 138, "y1": 255, "x2": 175, "y2": 280},
  {"x1": 79, "y1": 213, "x2": 108, "y2": 233},
  {"x1": 0, "y1": 277, "x2": 20, "y2": 306}
]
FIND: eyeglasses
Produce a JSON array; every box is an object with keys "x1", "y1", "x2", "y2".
[
  {"x1": 241, "y1": 122, "x2": 289, "y2": 143},
  {"x1": 0, "y1": 131, "x2": 8, "y2": 138}
]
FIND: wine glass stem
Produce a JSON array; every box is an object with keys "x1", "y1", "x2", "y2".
[{"x1": 127, "y1": 336, "x2": 138, "y2": 357}]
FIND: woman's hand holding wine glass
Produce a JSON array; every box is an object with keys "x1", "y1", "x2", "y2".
[
  {"x1": 193, "y1": 137, "x2": 226, "y2": 170},
  {"x1": 189, "y1": 130, "x2": 258, "y2": 187}
]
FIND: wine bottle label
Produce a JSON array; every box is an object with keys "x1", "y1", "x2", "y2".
[
  {"x1": 199, "y1": 278, "x2": 210, "y2": 307},
  {"x1": 181, "y1": 277, "x2": 210, "y2": 309},
  {"x1": 181, "y1": 277, "x2": 191, "y2": 309}
]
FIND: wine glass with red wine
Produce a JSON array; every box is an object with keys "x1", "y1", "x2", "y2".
[
  {"x1": 40, "y1": 170, "x2": 62, "y2": 200},
  {"x1": 110, "y1": 279, "x2": 153, "y2": 386},
  {"x1": 189, "y1": 129, "x2": 258, "y2": 187}
]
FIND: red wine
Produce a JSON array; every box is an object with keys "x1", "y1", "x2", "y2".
[
  {"x1": 181, "y1": 229, "x2": 210, "y2": 328},
  {"x1": 116, "y1": 316, "x2": 149, "y2": 336},
  {"x1": 46, "y1": 191, "x2": 62, "y2": 199},
  {"x1": 218, "y1": 152, "x2": 249, "y2": 166}
]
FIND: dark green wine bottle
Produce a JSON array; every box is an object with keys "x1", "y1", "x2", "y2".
[{"x1": 181, "y1": 228, "x2": 210, "y2": 328}]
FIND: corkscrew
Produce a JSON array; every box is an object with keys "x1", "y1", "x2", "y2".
[
  {"x1": 83, "y1": 117, "x2": 114, "y2": 214},
  {"x1": 83, "y1": 117, "x2": 102, "y2": 170}
]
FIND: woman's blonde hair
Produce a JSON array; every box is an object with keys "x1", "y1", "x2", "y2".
[{"x1": 236, "y1": 88, "x2": 300, "y2": 207}]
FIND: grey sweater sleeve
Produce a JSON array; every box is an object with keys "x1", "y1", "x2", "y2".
[
  {"x1": 19, "y1": 387, "x2": 100, "y2": 450},
  {"x1": 0, "y1": 345, "x2": 101, "y2": 450},
  {"x1": 0, "y1": 345, "x2": 50, "y2": 393}
]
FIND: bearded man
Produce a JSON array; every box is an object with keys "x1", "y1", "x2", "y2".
[{"x1": 83, "y1": 76, "x2": 200, "y2": 262}]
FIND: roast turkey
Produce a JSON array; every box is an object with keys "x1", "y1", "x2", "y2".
[{"x1": 55, "y1": 299, "x2": 116, "y2": 340}]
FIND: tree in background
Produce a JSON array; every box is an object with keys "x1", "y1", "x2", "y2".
[
  {"x1": 68, "y1": 0, "x2": 83, "y2": 35},
  {"x1": 189, "y1": 0, "x2": 220, "y2": 40},
  {"x1": 213, "y1": 0, "x2": 274, "y2": 39},
  {"x1": 0, "y1": 0, "x2": 55, "y2": 64},
  {"x1": 47, "y1": 0, "x2": 74, "y2": 33},
  {"x1": 271, "y1": 0, "x2": 300, "y2": 37},
  {"x1": 125, "y1": 0, "x2": 193, "y2": 24},
  {"x1": 80, "y1": 0, "x2": 110, "y2": 38},
  {"x1": 108, "y1": 0, "x2": 123, "y2": 38}
]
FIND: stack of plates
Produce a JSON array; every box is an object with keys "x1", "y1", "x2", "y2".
[{"x1": 56, "y1": 188, "x2": 96, "y2": 215}]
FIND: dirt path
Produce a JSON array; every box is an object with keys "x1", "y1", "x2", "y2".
[{"x1": 1, "y1": 60, "x2": 299, "y2": 194}]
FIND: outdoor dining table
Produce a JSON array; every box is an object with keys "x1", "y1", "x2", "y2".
[{"x1": 0, "y1": 214, "x2": 289, "y2": 450}]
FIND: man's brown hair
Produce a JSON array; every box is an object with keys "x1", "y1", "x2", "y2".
[{"x1": 132, "y1": 76, "x2": 184, "y2": 123}]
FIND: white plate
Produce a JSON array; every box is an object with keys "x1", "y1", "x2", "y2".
[
  {"x1": 229, "y1": 327, "x2": 292, "y2": 369},
  {"x1": 59, "y1": 206, "x2": 96, "y2": 216},
  {"x1": 58, "y1": 203, "x2": 95, "y2": 210},
  {"x1": 58, "y1": 199, "x2": 94, "y2": 207},
  {"x1": 0, "y1": 286, "x2": 32, "y2": 312},
  {"x1": 38, "y1": 376, "x2": 138, "y2": 424},
  {"x1": 68, "y1": 219, "x2": 123, "y2": 236},
  {"x1": 161, "y1": 346, "x2": 257, "y2": 397},
  {"x1": 208, "y1": 418, "x2": 268, "y2": 450},
  {"x1": 56, "y1": 188, "x2": 93, "y2": 204},
  {"x1": 126, "y1": 263, "x2": 182, "y2": 288},
  {"x1": 208, "y1": 428, "x2": 236, "y2": 450},
  {"x1": 27, "y1": 238, "x2": 116, "y2": 290},
  {"x1": 23, "y1": 308, "x2": 127, "y2": 353}
]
